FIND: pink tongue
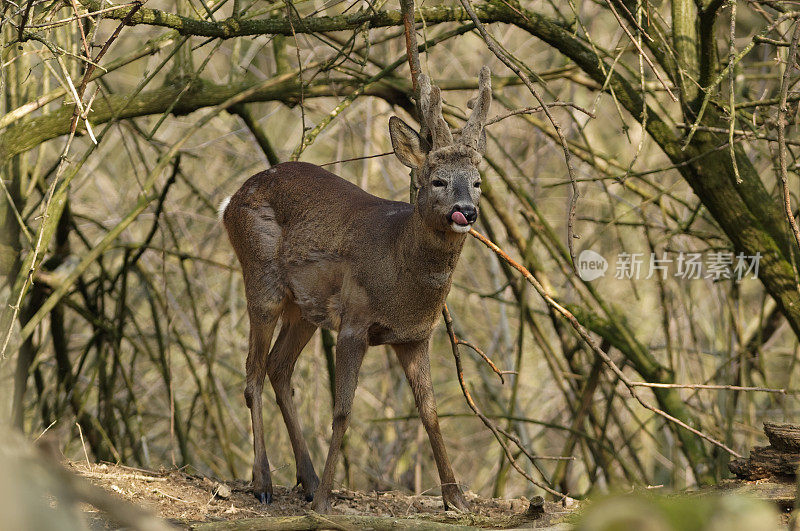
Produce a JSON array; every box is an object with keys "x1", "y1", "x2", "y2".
[{"x1": 451, "y1": 211, "x2": 469, "y2": 226}]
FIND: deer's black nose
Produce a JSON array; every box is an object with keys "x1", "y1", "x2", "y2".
[{"x1": 454, "y1": 204, "x2": 477, "y2": 223}]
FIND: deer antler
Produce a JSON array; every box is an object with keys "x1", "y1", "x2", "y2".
[
  {"x1": 418, "y1": 74, "x2": 453, "y2": 151},
  {"x1": 459, "y1": 66, "x2": 491, "y2": 152}
]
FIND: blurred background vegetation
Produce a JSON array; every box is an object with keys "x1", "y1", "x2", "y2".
[{"x1": 2, "y1": 0, "x2": 800, "y2": 503}]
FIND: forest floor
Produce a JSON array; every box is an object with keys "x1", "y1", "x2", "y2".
[
  {"x1": 70, "y1": 460, "x2": 798, "y2": 529},
  {"x1": 71, "y1": 461, "x2": 574, "y2": 529}
]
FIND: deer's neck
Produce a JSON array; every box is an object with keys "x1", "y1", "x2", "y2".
[{"x1": 398, "y1": 206, "x2": 467, "y2": 285}]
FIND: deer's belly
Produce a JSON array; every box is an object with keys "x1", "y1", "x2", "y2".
[
  {"x1": 286, "y1": 258, "x2": 445, "y2": 343},
  {"x1": 367, "y1": 321, "x2": 433, "y2": 346},
  {"x1": 287, "y1": 260, "x2": 370, "y2": 332}
]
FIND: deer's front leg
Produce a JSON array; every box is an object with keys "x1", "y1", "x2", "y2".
[
  {"x1": 394, "y1": 340, "x2": 470, "y2": 513},
  {"x1": 312, "y1": 331, "x2": 367, "y2": 513}
]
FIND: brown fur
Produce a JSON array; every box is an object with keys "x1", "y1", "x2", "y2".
[{"x1": 221, "y1": 69, "x2": 492, "y2": 514}]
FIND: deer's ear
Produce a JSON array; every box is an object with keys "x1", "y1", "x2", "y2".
[{"x1": 389, "y1": 116, "x2": 428, "y2": 169}]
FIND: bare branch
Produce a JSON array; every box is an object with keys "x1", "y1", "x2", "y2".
[
  {"x1": 776, "y1": 18, "x2": 800, "y2": 263},
  {"x1": 468, "y1": 228, "x2": 743, "y2": 458}
]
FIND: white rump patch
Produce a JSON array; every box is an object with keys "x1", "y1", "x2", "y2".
[{"x1": 217, "y1": 196, "x2": 232, "y2": 222}]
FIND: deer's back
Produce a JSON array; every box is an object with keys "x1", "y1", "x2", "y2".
[
  {"x1": 228, "y1": 162, "x2": 409, "y2": 250},
  {"x1": 225, "y1": 162, "x2": 431, "y2": 336}
]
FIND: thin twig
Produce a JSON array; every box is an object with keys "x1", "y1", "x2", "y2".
[
  {"x1": 320, "y1": 151, "x2": 394, "y2": 166},
  {"x1": 629, "y1": 382, "x2": 792, "y2": 393},
  {"x1": 674, "y1": 122, "x2": 800, "y2": 146},
  {"x1": 455, "y1": 337, "x2": 514, "y2": 383},
  {"x1": 485, "y1": 102, "x2": 596, "y2": 125},
  {"x1": 728, "y1": 0, "x2": 741, "y2": 183},
  {"x1": 76, "y1": 422, "x2": 92, "y2": 470},
  {"x1": 284, "y1": 0, "x2": 306, "y2": 155},
  {"x1": 400, "y1": 0, "x2": 421, "y2": 97},
  {"x1": 26, "y1": 3, "x2": 139, "y2": 29}
]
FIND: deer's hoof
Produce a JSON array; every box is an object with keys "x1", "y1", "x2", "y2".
[
  {"x1": 298, "y1": 473, "x2": 320, "y2": 503},
  {"x1": 295, "y1": 478, "x2": 314, "y2": 502},
  {"x1": 254, "y1": 491, "x2": 272, "y2": 504}
]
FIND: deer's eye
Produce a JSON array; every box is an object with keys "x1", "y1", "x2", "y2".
[
  {"x1": 474, "y1": 181, "x2": 482, "y2": 188},
  {"x1": 431, "y1": 179, "x2": 446, "y2": 187}
]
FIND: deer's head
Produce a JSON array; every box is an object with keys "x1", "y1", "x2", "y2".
[{"x1": 389, "y1": 67, "x2": 492, "y2": 234}]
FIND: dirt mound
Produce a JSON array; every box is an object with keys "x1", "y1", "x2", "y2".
[{"x1": 70, "y1": 461, "x2": 572, "y2": 528}]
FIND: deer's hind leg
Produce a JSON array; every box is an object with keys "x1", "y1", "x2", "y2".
[
  {"x1": 228, "y1": 200, "x2": 286, "y2": 503},
  {"x1": 244, "y1": 297, "x2": 282, "y2": 504},
  {"x1": 266, "y1": 301, "x2": 319, "y2": 501}
]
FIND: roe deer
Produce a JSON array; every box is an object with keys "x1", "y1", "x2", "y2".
[{"x1": 220, "y1": 67, "x2": 491, "y2": 513}]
